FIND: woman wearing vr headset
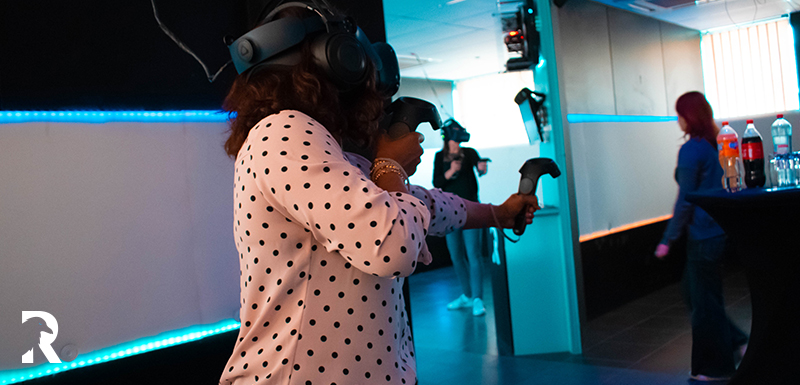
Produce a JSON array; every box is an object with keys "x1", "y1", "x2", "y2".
[
  {"x1": 432, "y1": 120, "x2": 490, "y2": 317},
  {"x1": 219, "y1": 2, "x2": 538, "y2": 384}
]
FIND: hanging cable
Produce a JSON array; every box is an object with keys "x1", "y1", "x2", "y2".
[
  {"x1": 785, "y1": 0, "x2": 799, "y2": 13},
  {"x1": 150, "y1": 0, "x2": 231, "y2": 83},
  {"x1": 724, "y1": 0, "x2": 759, "y2": 28}
]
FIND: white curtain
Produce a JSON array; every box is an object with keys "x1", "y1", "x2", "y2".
[{"x1": 701, "y1": 18, "x2": 800, "y2": 118}]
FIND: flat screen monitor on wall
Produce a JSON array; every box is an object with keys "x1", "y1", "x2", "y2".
[{"x1": 515, "y1": 87, "x2": 545, "y2": 144}]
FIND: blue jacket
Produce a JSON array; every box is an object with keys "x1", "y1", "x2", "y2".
[{"x1": 661, "y1": 137, "x2": 726, "y2": 243}]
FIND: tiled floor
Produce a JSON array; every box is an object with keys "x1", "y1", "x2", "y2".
[{"x1": 408, "y1": 262, "x2": 751, "y2": 384}]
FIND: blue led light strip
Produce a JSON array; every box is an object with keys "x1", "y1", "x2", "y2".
[
  {"x1": 0, "y1": 319, "x2": 240, "y2": 384},
  {"x1": 567, "y1": 114, "x2": 678, "y2": 123},
  {"x1": 0, "y1": 110, "x2": 230, "y2": 123}
]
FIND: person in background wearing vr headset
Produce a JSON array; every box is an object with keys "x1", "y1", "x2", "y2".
[
  {"x1": 219, "y1": 1, "x2": 539, "y2": 384},
  {"x1": 432, "y1": 120, "x2": 490, "y2": 316}
]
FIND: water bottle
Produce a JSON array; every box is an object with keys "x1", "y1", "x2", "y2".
[
  {"x1": 771, "y1": 114, "x2": 793, "y2": 155},
  {"x1": 717, "y1": 121, "x2": 743, "y2": 192},
  {"x1": 741, "y1": 119, "x2": 765, "y2": 188}
]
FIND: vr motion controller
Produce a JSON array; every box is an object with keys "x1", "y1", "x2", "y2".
[
  {"x1": 513, "y1": 158, "x2": 561, "y2": 236},
  {"x1": 383, "y1": 97, "x2": 442, "y2": 140}
]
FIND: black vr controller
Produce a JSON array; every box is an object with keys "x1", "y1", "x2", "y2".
[
  {"x1": 383, "y1": 97, "x2": 442, "y2": 140},
  {"x1": 513, "y1": 158, "x2": 561, "y2": 236}
]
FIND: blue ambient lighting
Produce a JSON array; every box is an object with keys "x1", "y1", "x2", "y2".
[
  {"x1": 567, "y1": 114, "x2": 678, "y2": 123},
  {"x1": 0, "y1": 319, "x2": 240, "y2": 384},
  {"x1": 0, "y1": 110, "x2": 230, "y2": 124}
]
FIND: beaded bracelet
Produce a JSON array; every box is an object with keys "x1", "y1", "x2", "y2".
[{"x1": 370, "y1": 157, "x2": 409, "y2": 184}]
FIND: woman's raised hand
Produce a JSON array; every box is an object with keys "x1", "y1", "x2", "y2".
[{"x1": 374, "y1": 132, "x2": 425, "y2": 176}]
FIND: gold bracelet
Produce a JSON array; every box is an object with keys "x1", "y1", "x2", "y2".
[
  {"x1": 372, "y1": 167, "x2": 406, "y2": 182},
  {"x1": 370, "y1": 158, "x2": 409, "y2": 184},
  {"x1": 371, "y1": 164, "x2": 405, "y2": 181}
]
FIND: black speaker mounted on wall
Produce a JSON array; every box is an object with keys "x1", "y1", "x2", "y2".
[{"x1": 504, "y1": 0, "x2": 540, "y2": 71}]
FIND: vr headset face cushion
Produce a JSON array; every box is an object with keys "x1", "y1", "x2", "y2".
[{"x1": 372, "y1": 42, "x2": 400, "y2": 96}]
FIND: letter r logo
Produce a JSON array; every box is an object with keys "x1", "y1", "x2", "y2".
[{"x1": 22, "y1": 311, "x2": 62, "y2": 364}]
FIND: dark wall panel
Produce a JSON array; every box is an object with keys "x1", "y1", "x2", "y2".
[
  {"x1": 581, "y1": 220, "x2": 684, "y2": 320},
  {"x1": 0, "y1": 1, "x2": 247, "y2": 110},
  {"x1": 0, "y1": 0, "x2": 386, "y2": 111}
]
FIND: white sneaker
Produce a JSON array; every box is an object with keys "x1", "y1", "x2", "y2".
[
  {"x1": 446, "y1": 294, "x2": 472, "y2": 310},
  {"x1": 472, "y1": 297, "x2": 486, "y2": 316}
]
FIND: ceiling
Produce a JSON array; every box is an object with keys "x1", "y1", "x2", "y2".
[
  {"x1": 593, "y1": 0, "x2": 798, "y2": 30},
  {"x1": 383, "y1": 0, "x2": 798, "y2": 82}
]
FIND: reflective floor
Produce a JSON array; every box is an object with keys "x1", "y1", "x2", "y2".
[{"x1": 408, "y1": 263, "x2": 751, "y2": 384}]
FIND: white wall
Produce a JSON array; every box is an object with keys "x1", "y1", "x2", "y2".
[
  {"x1": 453, "y1": 71, "x2": 536, "y2": 149},
  {"x1": 556, "y1": 0, "x2": 707, "y2": 236},
  {"x1": 406, "y1": 71, "x2": 542, "y2": 205},
  {"x1": 408, "y1": 144, "x2": 540, "y2": 205},
  {"x1": 0, "y1": 121, "x2": 240, "y2": 370},
  {"x1": 569, "y1": 120, "x2": 683, "y2": 234}
]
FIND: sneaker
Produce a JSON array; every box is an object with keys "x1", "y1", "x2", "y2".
[
  {"x1": 472, "y1": 298, "x2": 486, "y2": 316},
  {"x1": 689, "y1": 373, "x2": 732, "y2": 382},
  {"x1": 446, "y1": 294, "x2": 472, "y2": 310}
]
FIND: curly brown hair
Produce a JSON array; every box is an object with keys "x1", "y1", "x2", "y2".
[{"x1": 222, "y1": 20, "x2": 386, "y2": 158}]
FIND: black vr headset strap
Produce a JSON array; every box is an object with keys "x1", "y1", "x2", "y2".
[
  {"x1": 229, "y1": 16, "x2": 326, "y2": 74},
  {"x1": 263, "y1": 2, "x2": 323, "y2": 24},
  {"x1": 230, "y1": 0, "x2": 400, "y2": 96}
]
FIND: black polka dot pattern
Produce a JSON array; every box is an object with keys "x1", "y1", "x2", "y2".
[{"x1": 222, "y1": 111, "x2": 468, "y2": 385}]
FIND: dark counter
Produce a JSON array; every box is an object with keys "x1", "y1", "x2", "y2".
[{"x1": 687, "y1": 186, "x2": 800, "y2": 384}]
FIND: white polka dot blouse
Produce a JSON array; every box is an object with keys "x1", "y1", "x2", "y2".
[{"x1": 220, "y1": 111, "x2": 467, "y2": 385}]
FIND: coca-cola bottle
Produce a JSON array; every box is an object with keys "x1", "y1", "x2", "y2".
[{"x1": 742, "y1": 119, "x2": 766, "y2": 188}]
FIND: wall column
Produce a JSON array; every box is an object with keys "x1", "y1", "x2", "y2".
[{"x1": 497, "y1": 0, "x2": 584, "y2": 355}]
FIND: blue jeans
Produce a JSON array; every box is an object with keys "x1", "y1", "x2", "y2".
[
  {"x1": 683, "y1": 235, "x2": 748, "y2": 377},
  {"x1": 445, "y1": 228, "x2": 484, "y2": 299}
]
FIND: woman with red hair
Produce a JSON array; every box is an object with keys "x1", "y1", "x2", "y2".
[{"x1": 655, "y1": 91, "x2": 748, "y2": 382}]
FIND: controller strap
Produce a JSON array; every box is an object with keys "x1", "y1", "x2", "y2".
[
  {"x1": 495, "y1": 228, "x2": 520, "y2": 243},
  {"x1": 489, "y1": 205, "x2": 520, "y2": 243}
]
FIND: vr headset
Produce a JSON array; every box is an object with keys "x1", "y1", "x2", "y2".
[
  {"x1": 441, "y1": 119, "x2": 471, "y2": 143},
  {"x1": 226, "y1": 0, "x2": 400, "y2": 96}
]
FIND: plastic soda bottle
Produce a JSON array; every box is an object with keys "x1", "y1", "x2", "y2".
[
  {"x1": 771, "y1": 114, "x2": 792, "y2": 155},
  {"x1": 741, "y1": 119, "x2": 765, "y2": 188},
  {"x1": 717, "y1": 121, "x2": 743, "y2": 192}
]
